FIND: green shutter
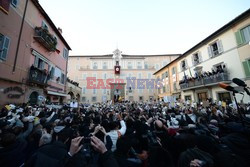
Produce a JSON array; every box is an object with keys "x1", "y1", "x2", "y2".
[
  {"x1": 235, "y1": 31, "x2": 243, "y2": 46},
  {"x1": 243, "y1": 61, "x2": 250, "y2": 77}
]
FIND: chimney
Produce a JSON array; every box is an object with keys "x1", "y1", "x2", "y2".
[{"x1": 58, "y1": 27, "x2": 62, "y2": 34}]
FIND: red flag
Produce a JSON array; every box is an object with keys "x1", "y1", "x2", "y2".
[
  {"x1": 56, "y1": 49, "x2": 60, "y2": 54},
  {"x1": 0, "y1": 0, "x2": 11, "y2": 14}
]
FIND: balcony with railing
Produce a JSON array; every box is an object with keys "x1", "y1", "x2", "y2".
[
  {"x1": 29, "y1": 66, "x2": 48, "y2": 86},
  {"x1": 180, "y1": 73, "x2": 230, "y2": 90},
  {"x1": 33, "y1": 27, "x2": 57, "y2": 52}
]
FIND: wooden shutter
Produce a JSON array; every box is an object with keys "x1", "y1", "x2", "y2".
[
  {"x1": 191, "y1": 54, "x2": 195, "y2": 66},
  {"x1": 185, "y1": 59, "x2": 188, "y2": 68},
  {"x1": 217, "y1": 40, "x2": 223, "y2": 54},
  {"x1": 242, "y1": 61, "x2": 250, "y2": 77},
  {"x1": 1, "y1": 36, "x2": 10, "y2": 60},
  {"x1": 198, "y1": 51, "x2": 202, "y2": 62},
  {"x1": 34, "y1": 57, "x2": 39, "y2": 67},
  {"x1": 207, "y1": 46, "x2": 212, "y2": 58},
  {"x1": 235, "y1": 31, "x2": 243, "y2": 46}
]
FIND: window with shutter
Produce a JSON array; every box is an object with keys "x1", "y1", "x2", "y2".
[
  {"x1": 0, "y1": 36, "x2": 10, "y2": 60},
  {"x1": 63, "y1": 48, "x2": 68, "y2": 59},
  {"x1": 198, "y1": 52, "x2": 202, "y2": 62},
  {"x1": 241, "y1": 26, "x2": 250, "y2": 43},
  {"x1": 207, "y1": 46, "x2": 212, "y2": 58},
  {"x1": 217, "y1": 40, "x2": 223, "y2": 54},
  {"x1": 242, "y1": 61, "x2": 250, "y2": 77},
  {"x1": 235, "y1": 31, "x2": 243, "y2": 46}
]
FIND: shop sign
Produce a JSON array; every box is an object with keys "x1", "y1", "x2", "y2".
[{"x1": 3, "y1": 86, "x2": 24, "y2": 99}]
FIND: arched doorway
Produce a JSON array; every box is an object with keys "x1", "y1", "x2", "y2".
[
  {"x1": 68, "y1": 91, "x2": 75, "y2": 100},
  {"x1": 29, "y1": 91, "x2": 39, "y2": 105}
]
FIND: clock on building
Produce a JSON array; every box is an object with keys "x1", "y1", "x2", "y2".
[{"x1": 114, "y1": 65, "x2": 120, "y2": 74}]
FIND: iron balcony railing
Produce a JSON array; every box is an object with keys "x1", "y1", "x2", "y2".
[
  {"x1": 29, "y1": 66, "x2": 48, "y2": 86},
  {"x1": 34, "y1": 27, "x2": 57, "y2": 52},
  {"x1": 180, "y1": 73, "x2": 229, "y2": 90}
]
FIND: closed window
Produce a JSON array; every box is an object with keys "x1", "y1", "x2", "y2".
[
  {"x1": 242, "y1": 60, "x2": 250, "y2": 78},
  {"x1": 83, "y1": 73, "x2": 87, "y2": 80},
  {"x1": 173, "y1": 82, "x2": 177, "y2": 91},
  {"x1": 103, "y1": 89, "x2": 106, "y2": 94},
  {"x1": 144, "y1": 63, "x2": 148, "y2": 69},
  {"x1": 0, "y1": 34, "x2": 10, "y2": 60},
  {"x1": 103, "y1": 73, "x2": 107, "y2": 79},
  {"x1": 92, "y1": 97, "x2": 97, "y2": 102},
  {"x1": 127, "y1": 62, "x2": 133, "y2": 69},
  {"x1": 148, "y1": 73, "x2": 152, "y2": 79},
  {"x1": 165, "y1": 71, "x2": 169, "y2": 78},
  {"x1": 103, "y1": 62, "x2": 108, "y2": 69},
  {"x1": 137, "y1": 62, "x2": 142, "y2": 69},
  {"x1": 93, "y1": 89, "x2": 97, "y2": 94},
  {"x1": 93, "y1": 62, "x2": 98, "y2": 69},
  {"x1": 155, "y1": 64, "x2": 159, "y2": 70},
  {"x1": 11, "y1": 0, "x2": 19, "y2": 7},
  {"x1": 61, "y1": 73, "x2": 65, "y2": 84},
  {"x1": 172, "y1": 67, "x2": 176, "y2": 75},
  {"x1": 82, "y1": 87, "x2": 86, "y2": 94},
  {"x1": 235, "y1": 25, "x2": 250, "y2": 45},
  {"x1": 82, "y1": 97, "x2": 86, "y2": 102},
  {"x1": 63, "y1": 48, "x2": 68, "y2": 59},
  {"x1": 138, "y1": 73, "x2": 142, "y2": 79}
]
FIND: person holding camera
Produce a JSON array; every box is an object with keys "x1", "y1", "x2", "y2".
[
  {"x1": 91, "y1": 125, "x2": 113, "y2": 151},
  {"x1": 107, "y1": 113, "x2": 127, "y2": 151}
]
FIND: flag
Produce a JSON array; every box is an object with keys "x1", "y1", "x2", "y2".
[
  {"x1": 0, "y1": 0, "x2": 11, "y2": 14},
  {"x1": 56, "y1": 49, "x2": 60, "y2": 54}
]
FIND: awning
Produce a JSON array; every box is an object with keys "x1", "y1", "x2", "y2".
[{"x1": 47, "y1": 90, "x2": 68, "y2": 97}]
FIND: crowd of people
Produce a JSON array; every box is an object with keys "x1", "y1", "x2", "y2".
[
  {"x1": 179, "y1": 65, "x2": 227, "y2": 85},
  {"x1": 0, "y1": 99, "x2": 250, "y2": 167}
]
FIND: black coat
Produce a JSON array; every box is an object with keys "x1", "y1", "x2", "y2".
[
  {"x1": 0, "y1": 140, "x2": 27, "y2": 167},
  {"x1": 25, "y1": 141, "x2": 71, "y2": 167}
]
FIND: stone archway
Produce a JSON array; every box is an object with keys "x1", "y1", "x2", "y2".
[
  {"x1": 29, "y1": 91, "x2": 39, "y2": 105},
  {"x1": 68, "y1": 91, "x2": 75, "y2": 100}
]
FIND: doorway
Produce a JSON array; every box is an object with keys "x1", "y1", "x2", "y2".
[
  {"x1": 197, "y1": 92, "x2": 208, "y2": 103},
  {"x1": 29, "y1": 91, "x2": 39, "y2": 105}
]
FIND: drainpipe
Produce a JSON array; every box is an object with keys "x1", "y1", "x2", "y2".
[
  {"x1": 12, "y1": 0, "x2": 29, "y2": 72},
  {"x1": 64, "y1": 53, "x2": 69, "y2": 103}
]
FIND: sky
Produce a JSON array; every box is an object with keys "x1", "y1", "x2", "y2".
[{"x1": 39, "y1": 0, "x2": 250, "y2": 55}]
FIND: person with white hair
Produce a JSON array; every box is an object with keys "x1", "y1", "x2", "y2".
[{"x1": 39, "y1": 133, "x2": 52, "y2": 147}]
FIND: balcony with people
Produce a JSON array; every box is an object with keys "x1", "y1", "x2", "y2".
[
  {"x1": 33, "y1": 27, "x2": 57, "y2": 52},
  {"x1": 179, "y1": 65, "x2": 230, "y2": 90},
  {"x1": 29, "y1": 65, "x2": 48, "y2": 86}
]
